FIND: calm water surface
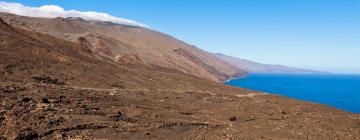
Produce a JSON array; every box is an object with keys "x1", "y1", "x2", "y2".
[{"x1": 225, "y1": 74, "x2": 360, "y2": 114}]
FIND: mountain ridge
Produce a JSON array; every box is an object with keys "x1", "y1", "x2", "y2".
[
  {"x1": 215, "y1": 53, "x2": 328, "y2": 74},
  {"x1": 0, "y1": 12, "x2": 246, "y2": 82}
]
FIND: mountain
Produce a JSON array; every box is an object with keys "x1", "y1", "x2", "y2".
[
  {"x1": 0, "y1": 12, "x2": 245, "y2": 82},
  {"x1": 0, "y1": 16, "x2": 252, "y2": 138},
  {"x1": 0, "y1": 17, "x2": 231, "y2": 91},
  {"x1": 215, "y1": 53, "x2": 327, "y2": 74},
  {"x1": 0, "y1": 15, "x2": 359, "y2": 139}
]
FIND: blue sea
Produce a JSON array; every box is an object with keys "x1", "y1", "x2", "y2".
[{"x1": 225, "y1": 74, "x2": 360, "y2": 114}]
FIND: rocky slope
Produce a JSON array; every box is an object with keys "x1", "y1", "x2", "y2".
[
  {"x1": 0, "y1": 16, "x2": 359, "y2": 140},
  {"x1": 0, "y1": 12, "x2": 245, "y2": 82},
  {"x1": 0, "y1": 15, "x2": 360, "y2": 140},
  {"x1": 215, "y1": 53, "x2": 327, "y2": 74}
]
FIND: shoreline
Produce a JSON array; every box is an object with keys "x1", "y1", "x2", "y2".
[{"x1": 224, "y1": 74, "x2": 360, "y2": 114}]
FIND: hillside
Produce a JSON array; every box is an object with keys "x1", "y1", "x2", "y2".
[
  {"x1": 215, "y1": 53, "x2": 327, "y2": 74},
  {"x1": 0, "y1": 12, "x2": 245, "y2": 82},
  {"x1": 0, "y1": 16, "x2": 359, "y2": 140}
]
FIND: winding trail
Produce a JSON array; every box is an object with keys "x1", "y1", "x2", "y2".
[{"x1": 27, "y1": 82, "x2": 263, "y2": 98}]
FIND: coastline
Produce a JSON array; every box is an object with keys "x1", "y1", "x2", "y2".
[{"x1": 225, "y1": 74, "x2": 360, "y2": 114}]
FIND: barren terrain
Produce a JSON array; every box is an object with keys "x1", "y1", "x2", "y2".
[{"x1": 0, "y1": 16, "x2": 359, "y2": 140}]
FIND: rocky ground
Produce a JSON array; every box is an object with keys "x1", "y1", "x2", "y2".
[
  {"x1": 0, "y1": 82, "x2": 359, "y2": 140},
  {"x1": 0, "y1": 16, "x2": 359, "y2": 139}
]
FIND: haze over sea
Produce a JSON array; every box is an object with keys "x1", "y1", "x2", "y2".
[{"x1": 225, "y1": 74, "x2": 360, "y2": 114}]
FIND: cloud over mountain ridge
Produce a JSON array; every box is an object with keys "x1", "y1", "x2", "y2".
[{"x1": 0, "y1": 1, "x2": 147, "y2": 27}]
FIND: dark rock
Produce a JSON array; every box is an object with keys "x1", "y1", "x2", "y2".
[
  {"x1": 21, "y1": 97, "x2": 32, "y2": 102},
  {"x1": 81, "y1": 105, "x2": 88, "y2": 109},
  {"x1": 111, "y1": 112, "x2": 136, "y2": 123},
  {"x1": 41, "y1": 98, "x2": 50, "y2": 104},
  {"x1": 0, "y1": 115, "x2": 5, "y2": 125},
  {"x1": 31, "y1": 76, "x2": 65, "y2": 85},
  {"x1": 3, "y1": 87, "x2": 15, "y2": 93},
  {"x1": 5, "y1": 64, "x2": 16, "y2": 75},
  {"x1": 0, "y1": 134, "x2": 5, "y2": 140},
  {"x1": 230, "y1": 117, "x2": 237, "y2": 121},
  {"x1": 15, "y1": 128, "x2": 38, "y2": 140},
  {"x1": 82, "y1": 111, "x2": 106, "y2": 116},
  {"x1": 1, "y1": 85, "x2": 25, "y2": 93},
  {"x1": 179, "y1": 112, "x2": 194, "y2": 115},
  {"x1": 47, "y1": 117, "x2": 65, "y2": 128},
  {"x1": 112, "y1": 113, "x2": 124, "y2": 121}
]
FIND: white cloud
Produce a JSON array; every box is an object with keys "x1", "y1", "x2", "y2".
[{"x1": 0, "y1": 1, "x2": 147, "y2": 27}]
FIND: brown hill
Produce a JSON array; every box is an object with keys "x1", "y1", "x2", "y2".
[
  {"x1": 0, "y1": 12, "x2": 245, "y2": 82},
  {"x1": 0, "y1": 16, "x2": 359, "y2": 140},
  {"x1": 0, "y1": 17, "x2": 241, "y2": 92}
]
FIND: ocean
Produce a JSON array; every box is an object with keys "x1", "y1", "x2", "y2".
[{"x1": 225, "y1": 74, "x2": 360, "y2": 114}]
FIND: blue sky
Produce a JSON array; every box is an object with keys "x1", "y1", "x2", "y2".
[{"x1": 2, "y1": 0, "x2": 360, "y2": 74}]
